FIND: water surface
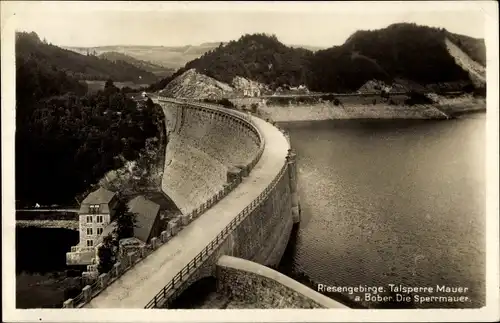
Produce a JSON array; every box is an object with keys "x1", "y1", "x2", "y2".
[{"x1": 279, "y1": 114, "x2": 486, "y2": 308}]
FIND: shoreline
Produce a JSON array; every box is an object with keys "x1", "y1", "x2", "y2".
[
  {"x1": 257, "y1": 98, "x2": 486, "y2": 122},
  {"x1": 272, "y1": 109, "x2": 486, "y2": 127}
]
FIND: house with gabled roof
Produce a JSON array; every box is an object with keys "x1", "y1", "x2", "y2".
[
  {"x1": 66, "y1": 187, "x2": 164, "y2": 267},
  {"x1": 67, "y1": 187, "x2": 119, "y2": 265},
  {"x1": 78, "y1": 187, "x2": 119, "y2": 248}
]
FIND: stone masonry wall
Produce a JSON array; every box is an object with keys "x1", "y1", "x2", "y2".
[
  {"x1": 216, "y1": 256, "x2": 347, "y2": 309},
  {"x1": 159, "y1": 102, "x2": 261, "y2": 215},
  {"x1": 161, "y1": 159, "x2": 294, "y2": 307}
]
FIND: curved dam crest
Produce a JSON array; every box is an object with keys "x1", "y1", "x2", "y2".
[{"x1": 76, "y1": 98, "x2": 340, "y2": 309}]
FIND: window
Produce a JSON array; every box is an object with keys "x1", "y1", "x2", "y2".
[
  {"x1": 96, "y1": 215, "x2": 103, "y2": 223},
  {"x1": 97, "y1": 227, "x2": 103, "y2": 235},
  {"x1": 86, "y1": 228, "x2": 93, "y2": 235},
  {"x1": 89, "y1": 204, "x2": 100, "y2": 214},
  {"x1": 86, "y1": 215, "x2": 93, "y2": 223},
  {"x1": 86, "y1": 240, "x2": 93, "y2": 247}
]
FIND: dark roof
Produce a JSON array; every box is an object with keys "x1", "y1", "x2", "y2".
[
  {"x1": 81, "y1": 187, "x2": 116, "y2": 205},
  {"x1": 128, "y1": 196, "x2": 160, "y2": 243},
  {"x1": 141, "y1": 191, "x2": 180, "y2": 213}
]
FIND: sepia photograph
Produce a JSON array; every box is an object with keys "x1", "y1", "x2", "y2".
[{"x1": 2, "y1": 1, "x2": 499, "y2": 322}]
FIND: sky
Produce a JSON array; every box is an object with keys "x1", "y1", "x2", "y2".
[{"x1": 5, "y1": 1, "x2": 489, "y2": 48}]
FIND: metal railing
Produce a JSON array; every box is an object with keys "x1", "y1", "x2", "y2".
[
  {"x1": 64, "y1": 97, "x2": 269, "y2": 309},
  {"x1": 70, "y1": 246, "x2": 95, "y2": 253},
  {"x1": 144, "y1": 158, "x2": 289, "y2": 308}
]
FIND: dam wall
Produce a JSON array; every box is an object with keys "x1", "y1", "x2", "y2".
[
  {"x1": 216, "y1": 255, "x2": 347, "y2": 309},
  {"x1": 152, "y1": 152, "x2": 295, "y2": 308},
  {"x1": 159, "y1": 102, "x2": 262, "y2": 214},
  {"x1": 133, "y1": 106, "x2": 302, "y2": 309}
]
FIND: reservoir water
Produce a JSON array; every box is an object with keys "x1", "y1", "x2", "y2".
[
  {"x1": 16, "y1": 227, "x2": 83, "y2": 308},
  {"x1": 278, "y1": 113, "x2": 486, "y2": 308}
]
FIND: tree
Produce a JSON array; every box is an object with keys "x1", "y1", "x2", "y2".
[
  {"x1": 113, "y1": 195, "x2": 137, "y2": 241},
  {"x1": 104, "y1": 79, "x2": 115, "y2": 89},
  {"x1": 145, "y1": 97, "x2": 154, "y2": 109},
  {"x1": 97, "y1": 234, "x2": 116, "y2": 274}
]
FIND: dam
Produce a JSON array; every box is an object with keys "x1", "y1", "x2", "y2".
[{"x1": 63, "y1": 97, "x2": 344, "y2": 309}]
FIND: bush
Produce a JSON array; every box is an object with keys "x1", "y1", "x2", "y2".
[
  {"x1": 473, "y1": 87, "x2": 486, "y2": 98},
  {"x1": 97, "y1": 234, "x2": 117, "y2": 274},
  {"x1": 404, "y1": 91, "x2": 434, "y2": 106}
]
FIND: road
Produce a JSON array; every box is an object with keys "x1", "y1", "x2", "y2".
[{"x1": 84, "y1": 113, "x2": 289, "y2": 308}]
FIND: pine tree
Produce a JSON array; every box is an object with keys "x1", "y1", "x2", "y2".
[{"x1": 113, "y1": 195, "x2": 137, "y2": 241}]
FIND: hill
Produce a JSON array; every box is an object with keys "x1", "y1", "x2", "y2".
[
  {"x1": 309, "y1": 23, "x2": 479, "y2": 92},
  {"x1": 149, "y1": 33, "x2": 314, "y2": 92},
  {"x1": 289, "y1": 44, "x2": 325, "y2": 52},
  {"x1": 98, "y1": 51, "x2": 175, "y2": 77},
  {"x1": 64, "y1": 42, "x2": 321, "y2": 70},
  {"x1": 150, "y1": 23, "x2": 486, "y2": 94},
  {"x1": 64, "y1": 44, "x2": 221, "y2": 69},
  {"x1": 16, "y1": 34, "x2": 163, "y2": 205},
  {"x1": 17, "y1": 32, "x2": 158, "y2": 84}
]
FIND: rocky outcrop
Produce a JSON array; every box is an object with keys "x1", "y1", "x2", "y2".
[
  {"x1": 159, "y1": 69, "x2": 234, "y2": 99},
  {"x1": 445, "y1": 38, "x2": 486, "y2": 88},
  {"x1": 357, "y1": 79, "x2": 406, "y2": 93},
  {"x1": 231, "y1": 76, "x2": 270, "y2": 97}
]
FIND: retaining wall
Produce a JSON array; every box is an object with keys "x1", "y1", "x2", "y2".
[
  {"x1": 152, "y1": 146, "x2": 299, "y2": 309},
  {"x1": 216, "y1": 255, "x2": 347, "y2": 309}
]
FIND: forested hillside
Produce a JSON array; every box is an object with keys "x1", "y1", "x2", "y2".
[
  {"x1": 16, "y1": 37, "x2": 163, "y2": 205},
  {"x1": 16, "y1": 32, "x2": 158, "y2": 84},
  {"x1": 98, "y1": 51, "x2": 175, "y2": 77},
  {"x1": 148, "y1": 34, "x2": 314, "y2": 91},
  {"x1": 150, "y1": 23, "x2": 485, "y2": 93}
]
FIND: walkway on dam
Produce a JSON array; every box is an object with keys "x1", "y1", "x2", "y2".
[{"x1": 84, "y1": 114, "x2": 289, "y2": 308}]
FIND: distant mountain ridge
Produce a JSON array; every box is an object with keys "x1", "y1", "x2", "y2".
[
  {"x1": 64, "y1": 42, "x2": 323, "y2": 69},
  {"x1": 16, "y1": 32, "x2": 158, "y2": 84},
  {"x1": 98, "y1": 51, "x2": 175, "y2": 78},
  {"x1": 150, "y1": 23, "x2": 486, "y2": 94}
]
